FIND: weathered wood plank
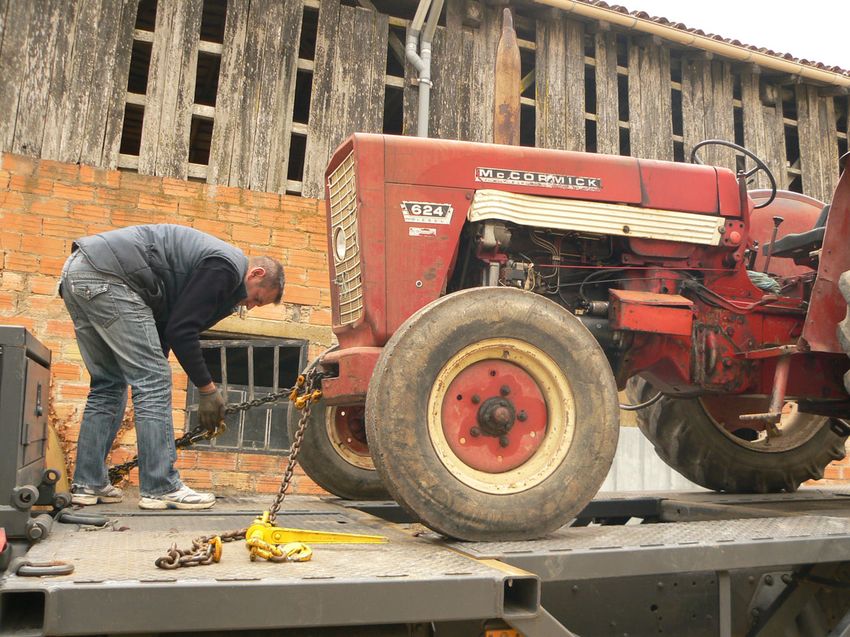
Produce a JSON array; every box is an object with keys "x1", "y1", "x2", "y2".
[
  {"x1": 207, "y1": 0, "x2": 250, "y2": 186},
  {"x1": 40, "y1": 2, "x2": 77, "y2": 159},
  {"x1": 594, "y1": 29, "x2": 619, "y2": 156},
  {"x1": 102, "y1": 0, "x2": 142, "y2": 168},
  {"x1": 627, "y1": 37, "x2": 672, "y2": 161},
  {"x1": 0, "y1": 0, "x2": 9, "y2": 46},
  {"x1": 11, "y1": 1, "x2": 65, "y2": 156},
  {"x1": 249, "y1": 0, "x2": 303, "y2": 193},
  {"x1": 303, "y1": 3, "x2": 388, "y2": 198},
  {"x1": 681, "y1": 55, "x2": 733, "y2": 169},
  {"x1": 797, "y1": 84, "x2": 838, "y2": 201},
  {"x1": 78, "y1": 0, "x2": 125, "y2": 165},
  {"x1": 301, "y1": 0, "x2": 341, "y2": 197},
  {"x1": 0, "y1": 1, "x2": 32, "y2": 151},
  {"x1": 741, "y1": 71, "x2": 786, "y2": 191},
  {"x1": 469, "y1": 4, "x2": 500, "y2": 143},
  {"x1": 535, "y1": 13, "x2": 584, "y2": 151},
  {"x1": 57, "y1": 0, "x2": 103, "y2": 163},
  {"x1": 139, "y1": 0, "x2": 203, "y2": 178},
  {"x1": 228, "y1": 4, "x2": 266, "y2": 188},
  {"x1": 707, "y1": 59, "x2": 735, "y2": 170}
]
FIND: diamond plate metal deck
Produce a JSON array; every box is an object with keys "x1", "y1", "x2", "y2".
[
  {"x1": 0, "y1": 497, "x2": 537, "y2": 635},
  {"x1": 448, "y1": 514, "x2": 850, "y2": 582}
]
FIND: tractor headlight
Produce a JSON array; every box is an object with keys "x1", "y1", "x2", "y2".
[{"x1": 333, "y1": 226, "x2": 347, "y2": 263}]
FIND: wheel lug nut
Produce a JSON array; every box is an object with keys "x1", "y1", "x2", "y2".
[
  {"x1": 499, "y1": 435, "x2": 510, "y2": 448},
  {"x1": 470, "y1": 427, "x2": 481, "y2": 437},
  {"x1": 517, "y1": 410, "x2": 527, "y2": 421},
  {"x1": 500, "y1": 385, "x2": 511, "y2": 396},
  {"x1": 471, "y1": 395, "x2": 480, "y2": 404}
]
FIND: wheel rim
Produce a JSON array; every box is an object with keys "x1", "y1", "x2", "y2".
[
  {"x1": 325, "y1": 405, "x2": 374, "y2": 470},
  {"x1": 427, "y1": 338, "x2": 576, "y2": 494},
  {"x1": 699, "y1": 396, "x2": 825, "y2": 452}
]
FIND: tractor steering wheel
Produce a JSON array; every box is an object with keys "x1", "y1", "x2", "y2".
[{"x1": 690, "y1": 139, "x2": 777, "y2": 209}]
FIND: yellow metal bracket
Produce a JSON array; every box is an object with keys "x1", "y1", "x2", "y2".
[{"x1": 245, "y1": 511, "x2": 387, "y2": 562}]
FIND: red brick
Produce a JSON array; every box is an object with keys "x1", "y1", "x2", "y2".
[
  {"x1": 0, "y1": 231, "x2": 22, "y2": 251},
  {"x1": 0, "y1": 291, "x2": 18, "y2": 310},
  {"x1": 238, "y1": 453, "x2": 282, "y2": 473},
  {"x1": 79, "y1": 164, "x2": 120, "y2": 188},
  {"x1": 215, "y1": 204, "x2": 256, "y2": 225},
  {"x1": 22, "y1": 235, "x2": 66, "y2": 257},
  {"x1": 30, "y1": 275, "x2": 59, "y2": 295},
  {"x1": 60, "y1": 383, "x2": 91, "y2": 400},
  {"x1": 213, "y1": 470, "x2": 251, "y2": 491},
  {"x1": 0, "y1": 211, "x2": 42, "y2": 234},
  {"x1": 10, "y1": 174, "x2": 54, "y2": 196},
  {"x1": 53, "y1": 183, "x2": 93, "y2": 202},
  {"x1": 95, "y1": 188, "x2": 139, "y2": 206},
  {"x1": 2, "y1": 153, "x2": 38, "y2": 176},
  {"x1": 271, "y1": 228, "x2": 309, "y2": 250},
  {"x1": 52, "y1": 361, "x2": 83, "y2": 381},
  {"x1": 0, "y1": 190, "x2": 27, "y2": 209},
  {"x1": 4, "y1": 253, "x2": 37, "y2": 272},
  {"x1": 43, "y1": 217, "x2": 86, "y2": 238},
  {"x1": 120, "y1": 171, "x2": 162, "y2": 193},
  {"x1": 282, "y1": 284, "x2": 322, "y2": 306},
  {"x1": 39, "y1": 160, "x2": 80, "y2": 183},
  {"x1": 232, "y1": 225, "x2": 270, "y2": 245},
  {"x1": 208, "y1": 184, "x2": 242, "y2": 205},
  {"x1": 285, "y1": 250, "x2": 327, "y2": 271},
  {"x1": 112, "y1": 208, "x2": 156, "y2": 226},
  {"x1": 180, "y1": 469, "x2": 213, "y2": 489},
  {"x1": 243, "y1": 190, "x2": 281, "y2": 209},
  {"x1": 308, "y1": 308, "x2": 332, "y2": 326},
  {"x1": 195, "y1": 451, "x2": 238, "y2": 471},
  {"x1": 162, "y1": 178, "x2": 204, "y2": 199},
  {"x1": 191, "y1": 218, "x2": 231, "y2": 237},
  {"x1": 31, "y1": 198, "x2": 71, "y2": 218},
  {"x1": 45, "y1": 319, "x2": 76, "y2": 339},
  {"x1": 71, "y1": 203, "x2": 110, "y2": 223},
  {"x1": 41, "y1": 256, "x2": 67, "y2": 276}
]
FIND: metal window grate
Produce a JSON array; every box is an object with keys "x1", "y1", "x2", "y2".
[
  {"x1": 187, "y1": 338, "x2": 307, "y2": 454},
  {"x1": 327, "y1": 150, "x2": 363, "y2": 325}
]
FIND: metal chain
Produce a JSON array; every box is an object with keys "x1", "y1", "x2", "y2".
[
  {"x1": 153, "y1": 368, "x2": 324, "y2": 569},
  {"x1": 107, "y1": 385, "x2": 300, "y2": 485}
]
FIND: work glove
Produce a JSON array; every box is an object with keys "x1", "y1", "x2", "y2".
[{"x1": 198, "y1": 388, "x2": 226, "y2": 431}]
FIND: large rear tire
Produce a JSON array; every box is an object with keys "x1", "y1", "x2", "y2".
[
  {"x1": 286, "y1": 398, "x2": 390, "y2": 500},
  {"x1": 626, "y1": 377, "x2": 846, "y2": 492},
  {"x1": 366, "y1": 288, "x2": 620, "y2": 541}
]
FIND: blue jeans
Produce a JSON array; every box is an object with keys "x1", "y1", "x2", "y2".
[{"x1": 60, "y1": 251, "x2": 181, "y2": 496}]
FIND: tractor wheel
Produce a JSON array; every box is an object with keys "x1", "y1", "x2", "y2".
[
  {"x1": 286, "y1": 398, "x2": 390, "y2": 500},
  {"x1": 365, "y1": 288, "x2": 620, "y2": 541},
  {"x1": 626, "y1": 377, "x2": 846, "y2": 492},
  {"x1": 838, "y1": 271, "x2": 850, "y2": 394}
]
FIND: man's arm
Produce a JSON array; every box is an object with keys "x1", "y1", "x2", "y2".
[{"x1": 163, "y1": 258, "x2": 240, "y2": 389}]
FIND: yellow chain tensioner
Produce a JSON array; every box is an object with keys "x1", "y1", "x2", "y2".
[{"x1": 245, "y1": 511, "x2": 386, "y2": 562}]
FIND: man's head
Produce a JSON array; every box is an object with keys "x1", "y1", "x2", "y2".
[{"x1": 240, "y1": 256, "x2": 285, "y2": 309}]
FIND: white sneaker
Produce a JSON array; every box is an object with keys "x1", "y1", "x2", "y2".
[
  {"x1": 71, "y1": 483, "x2": 124, "y2": 505},
  {"x1": 138, "y1": 485, "x2": 216, "y2": 510}
]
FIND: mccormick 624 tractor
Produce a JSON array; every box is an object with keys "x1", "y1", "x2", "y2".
[{"x1": 288, "y1": 133, "x2": 850, "y2": 541}]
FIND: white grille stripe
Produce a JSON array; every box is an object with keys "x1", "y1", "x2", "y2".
[{"x1": 468, "y1": 189, "x2": 726, "y2": 245}]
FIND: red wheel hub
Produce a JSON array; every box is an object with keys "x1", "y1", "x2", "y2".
[
  {"x1": 333, "y1": 405, "x2": 370, "y2": 456},
  {"x1": 441, "y1": 360, "x2": 548, "y2": 473}
]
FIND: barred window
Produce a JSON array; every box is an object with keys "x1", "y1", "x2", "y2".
[{"x1": 186, "y1": 337, "x2": 307, "y2": 454}]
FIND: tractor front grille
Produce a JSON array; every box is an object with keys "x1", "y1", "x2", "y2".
[{"x1": 327, "y1": 151, "x2": 363, "y2": 326}]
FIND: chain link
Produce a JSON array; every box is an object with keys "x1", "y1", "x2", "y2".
[{"x1": 153, "y1": 368, "x2": 324, "y2": 569}]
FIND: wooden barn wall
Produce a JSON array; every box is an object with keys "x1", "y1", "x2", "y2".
[
  {"x1": 0, "y1": 0, "x2": 847, "y2": 202},
  {"x1": 0, "y1": 0, "x2": 138, "y2": 168}
]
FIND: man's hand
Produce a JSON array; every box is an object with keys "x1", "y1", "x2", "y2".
[{"x1": 198, "y1": 387, "x2": 226, "y2": 431}]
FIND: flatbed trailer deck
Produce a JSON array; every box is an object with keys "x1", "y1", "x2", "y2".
[{"x1": 4, "y1": 490, "x2": 850, "y2": 636}]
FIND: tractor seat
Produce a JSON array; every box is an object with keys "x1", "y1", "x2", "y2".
[{"x1": 762, "y1": 204, "x2": 830, "y2": 264}]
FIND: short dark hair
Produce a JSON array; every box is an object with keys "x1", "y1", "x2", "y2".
[{"x1": 249, "y1": 256, "x2": 285, "y2": 304}]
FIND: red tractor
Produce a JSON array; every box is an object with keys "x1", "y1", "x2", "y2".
[{"x1": 288, "y1": 133, "x2": 850, "y2": 541}]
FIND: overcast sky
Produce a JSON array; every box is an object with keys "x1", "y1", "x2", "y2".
[{"x1": 618, "y1": 0, "x2": 848, "y2": 70}]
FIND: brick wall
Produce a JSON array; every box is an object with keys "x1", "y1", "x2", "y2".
[{"x1": 0, "y1": 152, "x2": 333, "y2": 497}]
